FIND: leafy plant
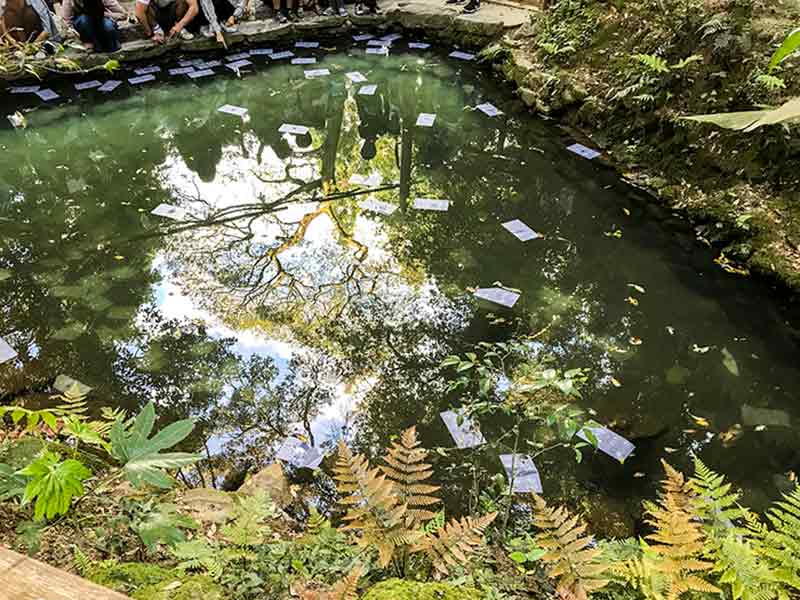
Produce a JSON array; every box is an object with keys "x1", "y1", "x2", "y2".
[
  {"x1": 221, "y1": 491, "x2": 278, "y2": 548},
  {"x1": 172, "y1": 539, "x2": 224, "y2": 578},
  {"x1": 755, "y1": 74, "x2": 787, "y2": 92},
  {"x1": 329, "y1": 564, "x2": 366, "y2": 600},
  {"x1": 18, "y1": 450, "x2": 91, "y2": 521},
  {"x1": 683, "y1": 98, "x2": 800, "y2": 132},
  {"x1": 414, "y1": 512, "x2": 497, "y2": 578},
  {"x1": 131, "y1": 501, "x2": 198, "y2": 551},
  {"x1": 768, "y1": 28, "x2": 800, "y2": 72},
  {"x1": 0, "y1": 463, "x2": 28, "y2": 501},
  {"x1": 634, "y1": 54, "x2": 670, "y2": 74},
  {"x1": 109, "y1": 401, "x2": 201, "y2": 489}
]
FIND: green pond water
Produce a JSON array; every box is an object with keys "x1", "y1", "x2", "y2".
[{"x1": 1, "y1": 42, "x2": 799, "y2": 533}]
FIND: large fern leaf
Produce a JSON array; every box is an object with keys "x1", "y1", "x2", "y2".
[
  {"x1": 330, "y1": 563, "x2": 365, "y2": 600},
  {"x1": 413, "y1": 512, "x2": 497, "y2": 577},
  {"x1": 690, "y1": 457, "x2": 745, "y2": 529},
  {"x1": 758, "y1": 486, "x2": 800, "y2": 592}
]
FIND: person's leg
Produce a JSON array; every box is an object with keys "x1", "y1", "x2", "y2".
[
  {"x1": 100, "y1": 16, "x2": 120, "y2": 51},
  {"x1": 271, "y1": 0, "x2": 286, "y2": 21},
  {"x1": 72, "y1": 14, "x2": 100, "y2": 47}
]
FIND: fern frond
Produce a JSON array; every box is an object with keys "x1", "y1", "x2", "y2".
[
  {"x1": 713, "y1": 534, "x2": 780, "y2": 600},
  {"x1": 330, "y1": 564, "x2": 365, "y2": 600},
  {"x1": 171, "y1": 539, "x2": 223, "y2": 579},
  {"x1": 413, "y1": 512, "x2": 497, "y2": 577},
  {"x1": 690, "y1": 457, "x2": 745, "y2": 528},
  {"x1": 531, "y1": 495, "x2": 609, "y2": 597},
  {"x1": 380, "y1": 426, "x2": 441, "y2": 528},
  {"x1": 756, "y1": 486, "x2": 800, "y2": 592},
  {"x1": 306, "y1": 507, "x2": 331, "y2": 535}
]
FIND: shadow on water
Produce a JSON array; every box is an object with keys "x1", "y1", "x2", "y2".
[{"x1": 1, "y1": 43, "x2": 799, "y2": 533}]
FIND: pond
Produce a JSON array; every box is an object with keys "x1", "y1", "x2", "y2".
[{"x1": 1, "y1": 39, "x2": 799, "y2": 534}]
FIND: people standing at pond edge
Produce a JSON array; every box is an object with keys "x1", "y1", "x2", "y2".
[
  {"x1": 134, "y1": 0, "x2": 198, "y2": 42},
  {"x1": 195, "y1": 0, "x2": 244, "y2": 44},
  {"x1": 61, "y1": 0, "x2": 126, "y2": 52},
  {"x1": 445, "y1": 0, "x2": 479, "y2": 14},
  {"x1": 0, "y1": 0, "x2": 61, "y2": 44}
]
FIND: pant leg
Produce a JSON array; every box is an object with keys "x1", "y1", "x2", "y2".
[
  {"x1": 73, "y1": 14, "x2": 100, "y2": 46},
  {"x1": 98, "y1": 16, "x2": 119, "y2": 52}
]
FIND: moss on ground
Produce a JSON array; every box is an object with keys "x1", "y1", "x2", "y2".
[
  {"x1": 85, "y1": 561, "x2": 223, "y2": 599},
  {"x1": 362, "y1": 578, "x2": 484, "y2": 600}
]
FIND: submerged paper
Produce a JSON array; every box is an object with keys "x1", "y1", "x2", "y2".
[
  {"x1": 381, "y1": 33, "x2": 403, "y2": 42},
  {"x1": 292, "y1": 57, "x2": 316, "y2": 65},
  {"x1": 10, "y1": 85, "x2": 40, "y2": 93},
  {"x1": 74, "y1": 80, "x2": 102, "y2": 91},
  {"x1": 226, "y1": 59, "x2": 252, "y2": 70},
  {"x1": 567, "y1": 143, "x2": 601, "y2": 160},
  {"x1": 352, "y1": 33, "x2": 373, "y2": 41},
  {"x1": 441, "y1": 409, "x2": 485, "y2": 449},
  {"x1": 197, "y1": 60, "x2": 222, "y2": 69},
  {"x1": 295, "y1": 40, "x2": 320, "y2": 48},
  {"x1": 271, "y1": 50, "x2": 294, "y2": 60},
  {"x1": 218, "y1": 104, "x2": 249, "y2": 117},
  {"x1": 276, "y1": 437, "x2": 324, "y2": 469},
  {"x1": 305, "y1": 68, "x2": 330, "y2": 78},
  {"x1": 366, "y1": 47, "x2": 388, "y2": 55},
  {"x1": 279, "y1": 123, "x2": 309, "y2": 135},
  {"x1": 0, "y1": 337, "x2": 17, "y2": 364},
  {"x1": 358, "y1": 196, "x2": 397, "y2": 216},
  {"x1": 249, "y1": 48, "x2": 273, "y2": 56},
  {"x1": 168, "y1": 67, "x2": 194, "y2": 75},
  {"x1": 128, "y1": 74, "x2": 155, "y2": 85},
  {"x1": 367, "y1": 39, "x2": 391, "y2": 47},
  {"x1": 346, "y1": 71, "x2": 368, "y2": 83},
  {"x1": 413, "y1": 198, "x2": 449, "y2": 211},
  {"x1": 416, "y1": 113, "x2": 436, "y2": 127},
  {"x1": 576, "y1": 425, "x2": 635, "y2": 462},
  {"x1": 449, "y1": 50, "x2": 475, "y2": 61},
  {"x1": 349, "y1": 172, "x2": 382, "y2": 187},
  {"x1": 500, "y1": 454, "x2": 543, "y2": 493},
  {"x1": 36, "y1": 89, "x2": 59, "y2": 101},
  {"x1": 187, "y1": 69, "x2": 215, "y2": 79},
  {"x1": 54, "y1": 374, "x2": 92, "y2": 396},
  {"x1": 408, "y1": 42, "x2": 430, "y2": 49},
  {"x1": 476, "y1": 102, "x2": 502, "y2": 117},
  {"x1": 502, "y1": 219, "x2": 541, "y2": 242},
  {"x1": 151, "y1": 203, "x2": 186, "y2": 220},
  {"x1": 134, "y1": 66, "x2": 160, "y2": 75},
  {"x1": 226, "y1": 52, "x2": 250, "y2": 61},
  {"x1": 98, "y1": 80, "x2": 122, "y2": 92},
  {"x1": 474, "y1": 287, "x2": 520, "y2": 308},
  {"x1": 358, "y1": 84, "x2": 377, "y2": 96}
]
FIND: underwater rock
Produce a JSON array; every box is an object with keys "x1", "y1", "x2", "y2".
[
  {"x1": 741, "y1": 404, "x2": 792, "y2": 428},
  {"x1": 178, "y1": 488, "x2": 236, "y2": 524}
]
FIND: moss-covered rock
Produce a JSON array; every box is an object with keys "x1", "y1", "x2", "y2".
[
  {"x1": 362, "y1": 578, "x2": 484, "y2": 600},
  {"x1": 86, "y1": 562, "x2": 223, "y2": 600},
  {"x1": 133, "y1": 575, "x2": 224, "y2": 600}
]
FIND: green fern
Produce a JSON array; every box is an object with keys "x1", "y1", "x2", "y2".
[
  {"x1": 221, "y1": 491, "x2": 278, "y2": 547},
  {"x1": 713, "y1": 534, "x2": 780, "y2": 600},
  {"x1": 758, "y1": 487, "x2": 800, "y2": 592},
  {"x1": 634, "y1": 54, "x2": 670, "y2": 73},
  {"x1": 171, "y1": 539, "x2": 223, "y2": 578},
  {"x1": 18, "y1": 450, "x2": 91, "y2": 521},
  {"x1": 690, "y1": 458, "x2": 746, "y2": 534}
]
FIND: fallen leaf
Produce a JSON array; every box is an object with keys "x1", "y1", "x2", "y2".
[
  {"x1": 625, "y1": 296, "x2": 639, "y2": 306},
  {"x1": 666, "y1": 326, "x2": 675, "y2": 335},
  {"x1": 113, "y1": 255, "x2": 125, "y2": 260},
  {"x1": 683, "y1": 429, "x2": 697, "y2": 434},
  {"x1": 629, "y1": 337, "x2": 643, "y2": 346},
  {"x1": 633, "y1": 472, "x2": 646, "y2": 478},
  {"x1": 755, "y1": 425, "x2": 766, "y2": 431},
  {"x1": 692, "y1": 344, "x2": 711, "y2": 354},
  {"x1": 690, "y1": 414, "x2": 710, "y2": 427},
  {"x1": 627, "y1": 283, "x2": 646, "y2": 294},
  {"x1": 623, "y1": 208, "x2": 631, "y2": 216},
  {"x1": 721, "y1": 347, "x2": 740, "y2": 376},
  {"x1": 610, "y1": 377, "x2": 622, "y2": 388},
  {"x1": 664, "y1": 447, "x2": 678, "y2": 453}
]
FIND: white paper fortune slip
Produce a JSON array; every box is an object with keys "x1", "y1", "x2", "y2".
[
  {"x1": 449, "y1": 50, "x2": 475, "y2": 61},
  {"x1": 295, "y1": 40, "x2": 319, "y2": 48},
  {"x1": 226, "y1": 52, "x2": 250, "y2": 61},
  {"x1": 358, "y1": 196, "x2": 397, "y2": 216},
  {"x1": 413, "y1": 198, "x2": 449, "y2": 211},
  {"x1": 358, "y1": 84, "x2": 377, "y2": 96},
  {"x1": 367, "y1": 39, "x2": 391, "y2": 47},
  {"x1": 10, "y1": 85, "x2": 40, "y2": 94},
  {"x1": 74, "y1": 80, "x2": 102, "y2": 91},
  {"x1": 197, "y1": 60, "x2": 222, "y2": 69},
  {"x1": 249, "y1": 48, "x2": 273, "y2": 56},
  {"x1": 134, "y1": 65, "x2": 161, "y2": 75},
  {"x1": 502, "y1": 219, "x2": 542, "y2": 242},
  {"x1": 291, "y1": 57, "x2": 316, "y2": 65},
  {"x1": 271, "y1": 50, "x2": 294, "y2": 60},
  {"x1": 346, "y1": 71, "x2": 367, "y2": 83},
  {"x1": 128, "y1": 74, "x2": 156, "y2": 85},
  {"x1": 169, "y1": 67, "x2": 194, "y2": 75},
  {"x1": 366, "y1": 47, "x2": 389, "y2": 55},
  {"x1": 474, "y1": 287, "x2": 520, "y2": 308},
  {"x1": 304, "y1": 68, "x2": 330, "y2": 79},
  {"x1": 218, "y1": 104, "x2": 249, "y2": 117},
  {"x1": 476, "y1": 102, "x2": 502, "y2": 117},
  {"x1": 381, "y1": 33, "x2": 403, "y2": 42},
  {"x1": 352, "y1": 33, "x2": 373, "y2": 42},
  {"x1": 349, "y1": 172, "x2": 382, "y2": 187},
  {"x1": 178, "y1": 59, "x2": 195, "y2": 67},
  {"x1": 226, "y1": 59, "x2": 252, "y2": 70},
  {"x1": 276, "y1": 437, "x2": 324, "y2": 469},
  {"x1": 36, "y1": 89, "x2": 59, "y2": 101},
  {"x1": 187, "y1": 69, "x2": 215, "y2": 79},
  {"x1": 416, "y1": 113, "x2": 436, "y2": 127},
  {"x1": 576, "y1": 425, "x2": 635, "y2": 463},
  {"x1": 279, "y1": 123, "x2": 309, "y2": 135},
  {"x1": 98, "y1": 80, "x2": 122, "y2": 92},
  {"x1": 53, "y1": 374, "x2": 92, "y2": 396},
  {"x1": 407, "y1": 42, "x2": 430, "y2": 49},
  {"x1": 0, "y1": 337, "x2": 17, "y2": 365},
  {"x1": 500, "y1": 454, "x2": 543, "y2": 493},
  {"x1": 151, "y1": 203, "x2": 186, "y2": 220},
  {"x1": 567, "y1": 143, "x2": 601, "y2": 160},
  {"x1": 441, "y1": 408, "x2": 485, "y2": 449}
]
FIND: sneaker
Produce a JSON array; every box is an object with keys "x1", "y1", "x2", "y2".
[
  {"x1": 446, "y1": 0, "x2": 464, "y2": 4},
  {"x1": 338, "y1": 6, "x2": 347, "y2": 14},
  {"x1": 462, "y1": 0, "x2": 478, "y2": 11},
  {"x1": 354, "y1": 2, "x2": 363, "y2": 14},
  {"x1": 200, "y1": 25, "x2": 214, "y2": 38},
  {"x1": 322, "y1": 6, "x2": 334, "y2": 14},
  {"x1": 221, "y1": 22, "x2": 238, "y2": 32},
  {"x1": 179, "y1": 28, "x2": 194, "y2": 40},
  {"x1": 275, "y1": 10, "x2": 288, "y2": 22}
]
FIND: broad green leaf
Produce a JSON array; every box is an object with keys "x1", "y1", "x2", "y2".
[
  {"x1": 509, "y1": 551, "x2": 527, "y2": 563},
  {"x1": 769, "y1": 27, "x2": 800, "y2": 71},
  {"x1": 139, "y1": 419, "x2": 195, "y2": 457},
  {"x1": 133, "y1": 503, "x2": 198, "y2": 550},
  {"x1": 123, "y1": 452, "x2": 202, "y2": 489},
  {"x1": 18, "y1": 451, "x2": 91, "y2": 521},
  {"x1": 721, "y1": 347, "x2": 740, "y2": 377}
]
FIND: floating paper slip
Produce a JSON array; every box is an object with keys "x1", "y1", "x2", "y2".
[
  {"x1": 36, "y1": 89, "x2": 59, "y2": 101},
  {"x1": 197, "y1": 60, "x2": 222, "y2": 68},
  {"x1": 249, "y1": 48, "x2": 273, "y2": 56},
  {"x1": 74, "y1": 80, "x2": 102, "y2": 91},
  {"x1": 271, "y1": 50, "x2": 294, "y2": 60},
  {"x1": 408, "y1": 42, "x2": 430, "y2": 49},
  {"x1": 226, "y1": 52, "x2": 250, "y2": 61},
  {"x1": 416, "y1": 113, "x2": 436, "y2": 127},
  {"x1": 576, "y1": 425, "x2": 635, "y2": 462},
  {"x1": 359, "y1": 196, "x2": 397, "y2": 216},
  {"x1": 279, "y1": 123, "x2": 309, "y2": 135},
  {"x1": 381, "y1": 33, "x2": 403, "y2": 42},
  {"x1": 54, "y1": 374, "x2": 92, "y2": 396},
  {"x1": 226, "y1": 59, "x2": 252, "y2": 70},
  {"x1": 567, "y1": 143, "x2": 601, "y2": 160},
  {"x1": 305, "y1": 68, "x2": 330, "y2": 79},
  {"x1": 295, "y1": 40, "x2": 319, "y2": 48},
  {"x1": 218, "y1": 104, "x2": 249, "y2": 118},
  {"x1": 353, "y1": 33, "x2": 373, "y2": 41},
  {"x1": 151, "y1": 203, "x2": 186, "y2": 220},
  {"x1": 128, "y1": 74, "x2": 156, "y2": 85},
  {"x1": 98, "y1": 80, "x2": 121, "y2": 92},
  {"x1": 450, "y1": 50, "x2": 475, "y2": 61},
  {"x1": 502, "y1": 219, "x2": 542, "y2": 242},
  {"x1": 0, "y1": 337, "x2": 17, "y2": 365},
  {"x1": 10, "y1": 85, "x2": 40, "y2": 93},
  {"x1": 358, "y1": 84, "x2": 377, "y2": 96},
  {"x1": 276, "y1": 437, "x2": 325, "y2": 469},
  {"x1": 291, "y1": 57, "x2": 316, "y2": 65},
  {"x1": 187, "y1": 69, "x2": 215, "y2": 79},
  {"x1": 366, "y1": 47, "x2": 389, "y2": 56},
  {"x1": 474, "y1": 287, "x2": 520, "y2": 308},
  {"x1": 346, "y1": 71, "x2": 368, "y2": 83},
  {"x1": 413, "y1": 198, "x2": 449, "y2": 211},
  {"x1": 476, "y1": 102, "x2": 502, "y2": 117},
  {"x1": 169, "y1": 67, "x2": 195, "y2": 75},
  {"x1": 441, "y1": 409, "x2": 485, "y2": 449},
  {"x1": 367, "y1": 39, "x2": 391, "y2": 47},
  {"x1": 349, "y1": 172, "x2": 382, "y2": 187},
  {"x1": 500, "y1": 454, "x2": 543, "y2": 493},
  {"x1": 178, "y1": 59, "x2": 195, "y2": 67},
  {"x1": 134, "y1": 66, "x2": 161, "y2": 75}
]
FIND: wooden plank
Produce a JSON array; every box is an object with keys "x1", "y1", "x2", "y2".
[{"x1": 0, "y1": 545, "x2": 130, "y2": 600}]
